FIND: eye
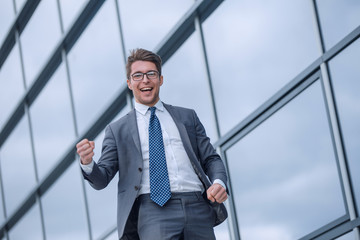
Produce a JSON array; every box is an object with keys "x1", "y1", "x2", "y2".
[
  {"x1": 147, "y1": 71, "x2": 158, "y2": 78},
  {"x1": 132, "y1": 73, "x2": 143, "y2": 80}
]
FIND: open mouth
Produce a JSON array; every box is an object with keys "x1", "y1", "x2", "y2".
[{"x1": 140, "y1": 87, "x2": 153, "y2": 92}]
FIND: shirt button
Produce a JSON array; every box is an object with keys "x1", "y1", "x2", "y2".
[{"x1": 138, "y1": 167, "x2": 142, "y2": 172}]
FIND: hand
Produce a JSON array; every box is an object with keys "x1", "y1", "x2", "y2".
[
  {"x1": 207, "y1": 183, "x2": 228, "y2": 203},
  {"x1": 76, "y1": 139, "x2": 95, "y2": 165}
]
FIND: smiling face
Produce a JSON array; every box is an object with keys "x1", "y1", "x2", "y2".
[{"x1": 127, "y1": 60, "x2": 163, "y2": 107}]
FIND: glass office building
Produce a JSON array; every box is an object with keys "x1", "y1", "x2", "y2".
[{"x1": 0, "y1": 0, "x2": 359, "y2": 239}]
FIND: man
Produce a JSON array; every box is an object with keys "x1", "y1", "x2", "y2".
[{"x1": 76, "y1": 48, "x2": 228, "y2": 240}]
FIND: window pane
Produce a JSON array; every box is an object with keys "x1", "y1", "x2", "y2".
[
  {"x1": 14, "y1": 0, "x2": 26, "y2": 13},
  {"x1": 215, "y1": 219, "x2": 230, "y2": 240},
  {"x1": 104, "y1": 230, "x2": 117, "y2": 240},
  {"x1": 30, "y1": 64, "x2": 75, "y2": 180},
  {"x1": 316, "y1": 0, "x2": 360, "y2": 50},
  {"x1": 58, "y1": 0, "x2": 88, "y2": 32},
  {"x1": 8, "y1": 202, "x2": 43, "y2": 240},
  {"x1": 118, "y1": 0, "x2": 193, "y2": 51},
  {"x1": 328, "y1": 38, "x2": 360, "y2": 214},
  {"x1": 86, "y1": 105, "x2": 130, "y2": 239},
  {"x1": 161, "y1": 32, "x2": 218, "y2": 142},
  {"x1": 0, "y1": 44, "x2": 24, "y2": 130},
  {"x1": 203, "y1": 0, "x2": 320, "y2": 135},
  {"x1": 336, "y1": 231, "x2": 355, "y2": 239},
  {"x1": 68, "y1": 0, "x2": 125, "y2": 135},
  {"x1": 0, "y1": 0, "x2": 14, "y2": 45},
  {"x1": 226, "y1": 81, "x2": 345, "y2": 239},
  {"x1": 42, "y1": 161, "x2": 89, "y2": 240},
  {"x1": 0, "y1": 116, "x2": 37, "y2": 216},
  {"x1": 20, "y1": 0, "x2": 61, "y2": 87}
]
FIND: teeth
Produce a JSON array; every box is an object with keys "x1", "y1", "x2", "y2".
[{"x1": 141, "y1": 88, "x2": 152, "y2": 91}]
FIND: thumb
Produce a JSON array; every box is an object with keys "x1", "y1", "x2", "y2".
[{"x1": 89, "y1": 141, "x2": 95, "y2": 149}]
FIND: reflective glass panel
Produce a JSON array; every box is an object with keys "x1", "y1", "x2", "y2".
[
  {"x1": 0, "y1": 44, "x2": 24, "y2": 130},
  {"x1": 316, "y1": 0, "x2": 360, "y2": 50},
  {"x1": 118, "y1": 0, "x2": 193, "y2": 51},
  {"x1": 86, "y1": 105, "x2": 130, "y2": 239},
  {"x1": 8, "y1": 202, "x2": 43, "y2": 240},
  {"x1": 14, "y1": 0, "x2": 26, "y2": 13},
  {"x1": 68, "y1": 0, "x2": 125, "y2": 135},
  {"x1": 59, "y1": 0, "x2": 88, "y2": 32},
  {"x1": 20, "y1": 0, "x2": 61, "y2": 87},
  {"x1": 225, "y1": 81, "x2": 345, "y2": 239},
  {"x1": 0, "y1": 116, "x2": 36, "y2": 216},
  {"x1": 104, "y1": 230, "x2": 117, "y2": 240},
  {"x1": 161, "y1": 33, "x2": 218, "y2": 142},
  {"x1": 215, "y1": 219, "x2": 230, "y2": 240},
  {"x1": 336, "y1": 231, "x2": 355, "y2": 240},
  {"x1": 203, "y1": 0, "x2": 320, "y2": 135},
  {"x1": 42, "y1": 161, "x2": 88, "y2": 239},
  {"x1": 328, "y1": 38, "x2": 360, "y2": 214},
  {"x1": 0, "y1": 0, "x2": 14, "y2": 45},
  {"x1": 30, "y1": 64, "x2": 75, "y2": 180}
]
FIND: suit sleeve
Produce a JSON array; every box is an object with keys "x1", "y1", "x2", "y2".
[
  {"x1": 192, "y1": 110, "x2": 228, "y2": 188},
  {"x1": 82, "y1": 125, "x2": 119, "y2": 190}
]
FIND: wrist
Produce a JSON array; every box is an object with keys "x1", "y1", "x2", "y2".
[
  {"x1": 80, "y1": 158, "x2": 93, "y2": 165},
  {"x1": 213, "y1": 179, "x2": 226, "y2": 190},
  {"x1": 80, "y1": 159, "x2": 94, "y2": 174}
]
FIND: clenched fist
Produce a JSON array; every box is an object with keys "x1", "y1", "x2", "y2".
[
  {"x1": 207, "y1": 183, "x2": 228, "y2": 204},
  {"x1": 76, "y1": 139, "x2": 95, "y2": 165}
]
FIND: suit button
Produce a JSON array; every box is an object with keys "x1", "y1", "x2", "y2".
[
  {"x1": 138, "y1": 167, "x2": 142, "y2": 172},
  {"x1": 134, "y1": 186, "x2": 139, "y2": 191}
]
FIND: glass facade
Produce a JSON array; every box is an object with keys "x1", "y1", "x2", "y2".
[
  {"x1": 328, "y1": 38, "x2": 360, "y2": 216},
  {"x1": 0, "y1": 0, "x2": 359, "y2": 239},
  {"x1": 225, "y1": 80, "x2": 345, "y2": 239},
  {"x1": 20, "y1": 0, "x2": 62, "y2": 87}
]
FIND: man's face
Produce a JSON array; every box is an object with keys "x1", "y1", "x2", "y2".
[{"x1": 127, "y1": 61, "x2": 163, "y2": 107}]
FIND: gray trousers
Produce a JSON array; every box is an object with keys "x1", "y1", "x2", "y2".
[{"x1": 136, "y1": 192, "x2": 216, "y2": 240}]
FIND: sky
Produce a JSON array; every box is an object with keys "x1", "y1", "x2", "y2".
[{"x1": 0, "y1": 0, "x2": 359, "y2": 239}]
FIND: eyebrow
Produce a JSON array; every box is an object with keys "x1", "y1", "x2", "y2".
[{"x1": 132, "y1": 70, "x2": 157, "y2": 74}]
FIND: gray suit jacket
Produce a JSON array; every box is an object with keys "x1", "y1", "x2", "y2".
[{"x1": 82, "y1": 103, "x2": 228, "y2": 239}]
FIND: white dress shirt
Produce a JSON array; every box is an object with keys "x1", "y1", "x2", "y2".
[
  {"x1": 81, "y1": 100, "x2": 225, "y2": 195},
  {"x1": 134, "y1": 101, "x2": 203, "y2": 195}
]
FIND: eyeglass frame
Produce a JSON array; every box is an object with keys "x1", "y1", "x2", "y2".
[{"x1": 130, "y1": 70, "x2": 160, "y2": 81}]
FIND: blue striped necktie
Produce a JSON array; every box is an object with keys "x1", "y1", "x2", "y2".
[{"x1": 148, "y1": 107, "x2": 171, "y2": 206}]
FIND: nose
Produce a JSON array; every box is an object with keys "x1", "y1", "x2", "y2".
[{"x1": 142, "y1": 74, "x2": 150, "y2": 82}]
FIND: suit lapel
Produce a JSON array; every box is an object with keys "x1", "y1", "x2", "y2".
[
  {"x1": 164, "y1": 103, "x2": 211, "y2": 189},
  {"x1": 163, "y1": 104, "x2": 198, "y2": 164},
  {"x1": 127, "y1": 109, "x2": 142, "y2": 154}
]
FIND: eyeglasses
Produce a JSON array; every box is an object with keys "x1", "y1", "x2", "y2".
[{"x1": 131, "y1": 71, "x2": 159, "y2": 81}]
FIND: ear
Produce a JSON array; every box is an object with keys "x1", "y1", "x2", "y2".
[
  {"x1": 159, "y1": 75, "x2": 163, "y2": 86},
  {"x1": 127, "y1": 79, "x2": 132, "y2": 90}
]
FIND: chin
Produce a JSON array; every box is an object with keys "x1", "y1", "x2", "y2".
[
  {"x1": 138, "y1": 100, "x2": 155, "y2": 106},
  {"x1": 143, "y1": 98, "x2": 158, "y2": 105}
]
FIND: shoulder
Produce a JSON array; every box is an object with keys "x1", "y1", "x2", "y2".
[
  {"x1": 163, "y1": 102, "x2": 195, "y2": 115},
  {"x1": 108, "y1": 109, "x2": 135, "y2": 130},
  {"x1": 163, "y1": 102, "x2": 199, "y2": 126}
]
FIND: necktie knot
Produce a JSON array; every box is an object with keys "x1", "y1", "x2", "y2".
[{"x1": 149, "y1": 106, "x2": 156, "y2": 116}]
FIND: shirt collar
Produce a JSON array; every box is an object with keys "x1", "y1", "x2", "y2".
[{"x1": 134, "y1": 100, "x2": 164, "y2": 116}]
